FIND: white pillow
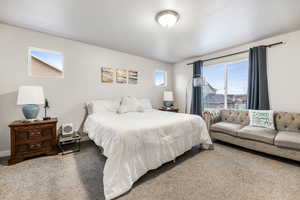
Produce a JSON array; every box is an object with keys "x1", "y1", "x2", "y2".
[
  {"x1": 86, "y1": 99, "x2": 120, "y2": 114},
  {"x1": 249, "y1": 110, "x2": 275, "y2": 129},
  {"x1": 139, "y1": 98, "x2": 153, "y2": 110},
  {"x1": 117, "y1": 96, "x2": 144, "y2": 114}
]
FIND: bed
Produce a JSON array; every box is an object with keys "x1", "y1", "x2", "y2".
[{"x1": 84, "y1": 98, "x2": 212, "y2": 200}]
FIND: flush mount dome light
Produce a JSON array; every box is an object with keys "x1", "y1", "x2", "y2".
[{"x1": 156, "y1": 10, "x2": 179, "y2": 28}]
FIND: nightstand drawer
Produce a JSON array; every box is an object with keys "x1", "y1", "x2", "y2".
[
  {"x1": 14, "y1": 125, "x2": 53, "y2": 144},
  {"x1": 16, "y1": 140, "x2": 52, "y2": 155}
]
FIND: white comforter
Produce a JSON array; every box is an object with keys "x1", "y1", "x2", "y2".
[{"x1": 84, "y1": 110, "x2": 212, "y2": 200}]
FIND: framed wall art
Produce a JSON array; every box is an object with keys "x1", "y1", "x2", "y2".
[
  {"x1": 101, "y1": 67, "x2": 114, "y2": 83},
  {"x1": 128, "y1": 70, "x2": 138, "y2": 84},
  {"x1": 116, "y1": 69, "x2": 127, "y2": 84}
]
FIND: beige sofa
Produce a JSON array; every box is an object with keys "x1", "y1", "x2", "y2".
[{"x1": 204, "y1": 110, "x2": 300, "y2": 162}]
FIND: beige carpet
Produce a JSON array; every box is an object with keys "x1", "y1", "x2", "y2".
[{"x1": 0, "y1": 141, "x2": 299, "y2": 200}]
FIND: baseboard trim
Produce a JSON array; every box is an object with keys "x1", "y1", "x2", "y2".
[{"x1": 0, "y1": 150, "x2": 10, "y2": 158}]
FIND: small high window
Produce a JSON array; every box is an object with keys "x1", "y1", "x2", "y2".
[
  {"x1": 155, "y1": 71, "x2": 167, "y2": 87},
  {"x1": 28, "y1": 47, "x2": 64, "y2": 78}
]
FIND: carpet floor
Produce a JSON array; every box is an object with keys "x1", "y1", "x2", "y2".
[{"x1": 0, "y1": 141, "x2": 299, "y2": 200}]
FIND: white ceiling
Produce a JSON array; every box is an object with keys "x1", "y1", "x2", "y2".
[{"x1": 1, "y1": 0, "x2": 300, "y2": 63}]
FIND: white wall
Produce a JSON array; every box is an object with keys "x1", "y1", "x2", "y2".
[
  {"x1": 174, "y1": 30, "x2": 300, "y2": 113},
  {"x1": 0, "y1": 23, "x2": 173, "y2": 154}
]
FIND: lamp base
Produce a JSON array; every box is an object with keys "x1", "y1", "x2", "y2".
[
  {"x1": 22, "y1": 104, "x2": 40, "y2": 120},
  {"x1": 163, "y1": 101, "x2": 174, "y2": 108}
]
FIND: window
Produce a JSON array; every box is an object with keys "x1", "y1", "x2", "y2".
[
  {"x1": 203, "y1": 60, "x2": 248, "y2": 110},
  {"x1": 155, "y1": 71, "x2": 167, "y2": 87},
  {"x1": 202, "y1": 64, "x2": 226, "y2": 109},
  {"x1": 28, "y1": 47, "x2": 64, "y2": 78}
]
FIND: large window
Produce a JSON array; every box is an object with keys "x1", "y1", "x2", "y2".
[{"x1": 203, "y1": 60, "x2": 248, "y2": 110}]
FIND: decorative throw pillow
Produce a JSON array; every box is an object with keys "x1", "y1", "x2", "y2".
[
  {"x1": 249, "y1": 110, "x2": 275, "y2": 129},
  {"x1": 117, "y1": 96, "x2": 144, "y2": 114},
  {"x1": 86, "y1": 99, "x2": 121, "y2": 114},
  {"x1": 139, "y1": 98, "x2": 153, "y2": 111}
]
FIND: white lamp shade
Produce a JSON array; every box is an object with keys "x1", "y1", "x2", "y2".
[
  {"x1": 17, "y1": 86, "x2": 45, "y2": 105},
  {"x1": 163, "y1": 91, "x2": 174, "y2": 101}
]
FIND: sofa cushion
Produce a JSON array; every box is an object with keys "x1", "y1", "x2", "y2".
[
  {"x1": 211, "y1": 122, "x2": 244, "y2": 136},
  {"x1": 220, "y1": 110, "x2": 250, "y2": 125},
  {"x1": 275, "y1": 112, "x2": 300, "y2": 133},
  {"x1": 237, "y1": 126, "x2": 277, "y2": 144},
  {"x1": 274, "y1": 131, "x2": 300, "y2": 150}
]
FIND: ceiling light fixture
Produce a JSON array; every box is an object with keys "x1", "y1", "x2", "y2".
[{"x1": 156, "y1": 10, "x2": 179, "y2": 28}]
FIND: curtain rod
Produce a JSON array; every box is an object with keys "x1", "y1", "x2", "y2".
[{"x1": 187, "y1": 41, "x2": 284, "y2": 66}]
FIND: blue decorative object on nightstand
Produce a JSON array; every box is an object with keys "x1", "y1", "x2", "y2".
[
  {"x1": 163, "y1": 91, "x2": 174, "y2": 108},
  {"x1": 22, "y1": 104, "x2": 40, "y2": 120},
  {"x1": 17, "y1": 86, "x2": 45, "y2": 120},
  {"x1": 163, "y1": 101, "x2": 173, "y2": 107}
]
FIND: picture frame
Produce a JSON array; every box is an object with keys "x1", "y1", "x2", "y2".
[
  {"x1": 116, "y1": 69, "x2": 127, "y2": 84},
  {"x1": 101, "y1": 67, "x2": 114, "y2": 83},
  {"x1": 128, "y1": 70, "x2": 138, "y2": 84}
]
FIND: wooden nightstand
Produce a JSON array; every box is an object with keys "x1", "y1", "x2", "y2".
[
  {"x1": 159, "y1": 107, "x2": 179, "y2": 113},
  {"x1": 8, "y1": 118, "x2": 58, "y2": 165}
]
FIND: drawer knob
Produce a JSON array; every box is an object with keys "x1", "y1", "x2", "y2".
[
  {"x1": 30, "y1": 143, "x2": 41, "y2": 150},
  {"x1": 29, "y1": 131, "x2": 41, "y2": 137}
]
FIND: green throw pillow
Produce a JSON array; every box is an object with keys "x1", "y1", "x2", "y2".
[{"x1": 249, "y1": 110, "x2": 275, "y2": 129}]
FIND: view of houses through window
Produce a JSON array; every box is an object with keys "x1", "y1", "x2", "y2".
[{"x1": 202, "y1": 60, "x2": 248, "y2": 111}]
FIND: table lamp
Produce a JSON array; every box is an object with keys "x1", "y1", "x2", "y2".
[
  {"x1": 163, "y1": 91, "x2": 174, "y2": 108},
  {"x1": 17, "y1": 86, "x2": 45, "y2": 120}
]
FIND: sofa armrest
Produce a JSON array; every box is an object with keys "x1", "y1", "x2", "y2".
[{"x1": 203, "y1": 110, "x2": 221, "y2": 130}]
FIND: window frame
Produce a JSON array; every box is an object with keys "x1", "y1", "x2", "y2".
[
  {"x1": 203, "y1": 58, "x2": 248, "y2": 109},
  {"x1": 28, "y1": 47, "x2": 64, "y2": 78},
  {"x1": 154, "y1": 70, "x2": 168, "y2": 87}
]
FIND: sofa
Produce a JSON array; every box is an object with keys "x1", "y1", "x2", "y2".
[{"x1": 203, "y1": 110, "x2": 300, "y2": 162}]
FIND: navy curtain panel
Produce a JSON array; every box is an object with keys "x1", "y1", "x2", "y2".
[
  {"x1": 247, "y1": 46, "x2": 270, "y2": 110},
  {"x1": 190, "y1": 60, "x2": 203, "y2": 116}
]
